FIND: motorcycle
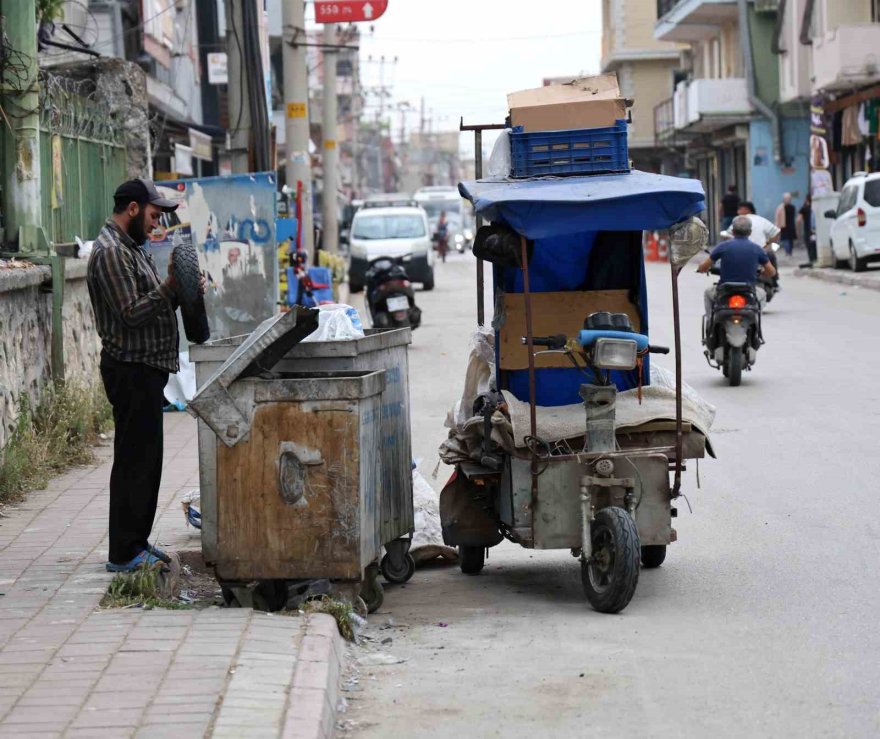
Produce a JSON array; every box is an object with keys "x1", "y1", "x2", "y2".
[
  {"x1": 364, "y1": 256, "x2": 422, "y2": 330},
  {"x1": 702, "y1": 280, "x2": 763, "y2": 386}
]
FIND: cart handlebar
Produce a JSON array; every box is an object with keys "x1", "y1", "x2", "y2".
[
  {"x1": 648, "y1": 345, "x2": 670, "y2": 354},
  {"x1": 521, "y1": 334, "x2": 567, "y2": 350}
]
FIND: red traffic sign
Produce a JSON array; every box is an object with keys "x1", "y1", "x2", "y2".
[{"x1": 315, "y1": 1, "x2": 388, "y2": 23}]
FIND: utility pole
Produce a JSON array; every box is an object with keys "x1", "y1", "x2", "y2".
[
  {"x1": 1, "y1": 0, "x2": 43, "y2": 252},
  {"x1": 282, "y1": 0, "x2": 314, "y2": 254},
  {"x1": 321, "y1": 23, "x2": 339, "y2": 255},
  {"x1": 225, "y1": 0, "x2": 251, "y2": 173}
]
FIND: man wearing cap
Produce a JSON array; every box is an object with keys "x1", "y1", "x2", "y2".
[{"x1": 87, "y1": 178, "x2": 204, "y2": 572}]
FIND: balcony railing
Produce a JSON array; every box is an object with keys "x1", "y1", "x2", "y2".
[
  {"x1": 656, "y1": 0, "x2": 681, "y2": 18},
  {"x1": 654, "y1": 98, "x2": 676, "y2": 143}
]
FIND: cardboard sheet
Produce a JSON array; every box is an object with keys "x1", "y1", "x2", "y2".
[{"x1": 498, "y1": 290, "x2": 640, "y2": 371}]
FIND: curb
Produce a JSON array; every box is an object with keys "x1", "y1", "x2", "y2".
[
  {"x1": 282, "y1": 613, "x2": 345, "y2": 739},
  {"x1": 791, "y1": 266, "x2": 880, "y2": 292}
]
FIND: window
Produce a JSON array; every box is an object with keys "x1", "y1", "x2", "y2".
[
  {"x1": 863, "y1": 179, "x2": 880, "y2": 207},
  {"x1": 838, "y1": 186, "x2": 857, "y2": 215},
  {"x1": 351, "y1": 214, "x2": 426, "y2": 240}
]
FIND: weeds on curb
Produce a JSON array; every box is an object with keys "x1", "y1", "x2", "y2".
[
  {"x1": 0, "y1": 382, "x2": 113, "y2": 504},
  {"x1": 101, "y1": 568, "x2": 191, "y2": 611},
  {"x1": 301, "y1": 597, "x2": 356, "y2": 641}
]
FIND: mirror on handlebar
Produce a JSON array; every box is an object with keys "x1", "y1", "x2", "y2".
[{"x1": 668, "y1": 216, "x2": 709, "y2": 268}]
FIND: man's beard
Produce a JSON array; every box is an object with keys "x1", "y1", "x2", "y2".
[{"x1": 127, "y1": 209, "x2": 149, "y2": 244}]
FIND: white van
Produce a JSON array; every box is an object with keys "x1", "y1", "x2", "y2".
[
  {"x1": 347, "y1": 206, "x2": 435, "y2": 292},
  {"x1": 827, "y1": 171, "x2": 880, "y2": 272}
]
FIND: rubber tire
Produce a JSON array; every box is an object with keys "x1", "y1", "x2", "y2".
[
  {"x1": 850, "y1": 243, "x2": 866, "y2": 272},
  {"x1": 180, "y1": 295, "x2": 210, "y2": 344},
  {"x1": 360, "y1": 575, "x2": 384, "y2": 613},
  {"x1": 641, "y1": 545, "x2": 667, "y2": 569},
  {"x1": 831, "y1": 241, "x2": 848, "y2": 269},
  {"x1": 171, "y1": 243, "x2": 201, "y2": 305},
  {"x1": 422, "y1": 270, "x2": 435, "y2": 291},
  {"x1": 380, "y1": 552, "x2": 416, "y2": 584},
  {"x1": 252, "y1": 580, "x2": 289, "y2": 612},
  {"x1": 728, "y1": 346, "x2": 743, "y2": 387},
  {"x1": 458, "y1": 546, "x2": 485, "y2": 575},
  {"x1": 581, "y1": 507, "x2": 640, "y2": 614}
]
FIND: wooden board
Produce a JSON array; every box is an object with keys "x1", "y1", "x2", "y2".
[
  {"x1": 498, "y1": 290, "x2": 641, "y2": 370},
  {"x1": 216, "y1": 400, "x2": 365, "y2": 581}
]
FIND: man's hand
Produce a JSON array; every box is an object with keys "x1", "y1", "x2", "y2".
[{"x1": 696, "y1": 256, "x2": 713, "y2": 273}]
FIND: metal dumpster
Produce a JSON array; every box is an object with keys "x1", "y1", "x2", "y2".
[{"x1": 189, "y1": 309, "x2": 415, "y2": 607}]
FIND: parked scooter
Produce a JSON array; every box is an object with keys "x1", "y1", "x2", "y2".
[
  {"x1": 702, "y1": 279, "x2": 763, "y2": 386},
  {"x1": 364, "y1": 256, "x2": 422, "y2": 330}
]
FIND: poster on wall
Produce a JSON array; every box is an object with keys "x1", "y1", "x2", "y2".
[
  {"x1": 810, "y1": 94, "x2": 834, "y2": 197},
  {"x1": 147, "y1": 172, "x2": 278, "y2": 346}
]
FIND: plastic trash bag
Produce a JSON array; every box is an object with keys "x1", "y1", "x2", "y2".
[
  {"x1": 486, "y1": 129, "x2": 512, "y2": 179},
  {"x1": 301, "y1": 303, "x2": 365, "y2": 342}
]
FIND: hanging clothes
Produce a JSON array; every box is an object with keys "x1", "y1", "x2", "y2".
[
  {"x1": 832, "y1": 110, "x2": 844, "y2": 151},
  {"x1": 866, "y1": 99, "x2": 880, "y2": 137},
  {"x1": 842, "y1": 105, "x2": 861, "y2": 146},
  {"x1": 858, "y1": 103, "x2": 870, "y2": 138}
]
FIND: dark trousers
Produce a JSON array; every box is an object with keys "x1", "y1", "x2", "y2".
[{"x1": 100, "y1": 352, "x2": 169, "y2": 564}]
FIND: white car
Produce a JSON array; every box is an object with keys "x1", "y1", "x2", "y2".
[
  {"x1": 347, "y1": 206, "x2": 435, "y2": 292},
  {"x1": 827, "y1": 171, "x2": 880, "y2": 272}
]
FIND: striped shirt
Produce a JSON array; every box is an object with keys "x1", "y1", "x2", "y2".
[{"x1": 87, "y1": 220, "x2": 179, "y2": 373}]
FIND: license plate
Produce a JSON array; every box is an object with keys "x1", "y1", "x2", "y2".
[{"x1": 387, "y1": 296, "x2": 409, "y2": 312}]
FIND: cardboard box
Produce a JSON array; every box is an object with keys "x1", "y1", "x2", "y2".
[{"x1": 508, "y1": 74, "x2": 629, "y2": 133}]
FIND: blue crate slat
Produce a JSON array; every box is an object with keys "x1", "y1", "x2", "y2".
[{"x1": 509, "y1": 120, "x2": 630, "y2": 178}]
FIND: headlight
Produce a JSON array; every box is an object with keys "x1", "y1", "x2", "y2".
[
  {"x1": 592, "y1": 338, "x2": 638, "y2": 370},
  {"x1": 454, "y1": 233, "x2": 464, "y2": 244},
  {"x1": 464, "y1": 229, "x2": 474, "y2": 241}
]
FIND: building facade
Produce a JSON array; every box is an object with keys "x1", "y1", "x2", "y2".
[
  {"x1": 601, "y1": 0, "x2": 685, "y2": 172},
  {"x1": 653, "y1": 0, "x2": 811, "y2": 238}
]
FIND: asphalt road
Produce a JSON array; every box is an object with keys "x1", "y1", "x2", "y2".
[{"x1": 346, "y1": 251, "x2": 880, "y2": 738}]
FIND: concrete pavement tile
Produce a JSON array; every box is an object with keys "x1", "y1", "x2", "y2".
[
  {"x1": 134, "y1": 725, "x2": 207, "y2": 739},
  {"x1": 65, "y1": 728, "x2": 135, "y2": 739},
  {"x1": 81, "y1": 691, "x2": 153, "y2": 711},
  {"x1": 0, "y1": 724, "x2": 66, "y2": 738},
  {"x1": 68, "y1": 707, "x2": 141, "y2": 729},
  {"x1": 280, "y1": 716, "x2": 325, "y2": 739},
  {"x1": 2, "y1": 703, "x2": 78, "y2": 725}
]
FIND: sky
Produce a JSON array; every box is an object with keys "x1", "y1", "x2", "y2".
[{"x1": 305, "y1": 0, "x2": 604, "y2": 155}]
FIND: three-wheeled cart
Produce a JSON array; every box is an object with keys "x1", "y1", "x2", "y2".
[{"x1": 440, "y1": 171, "x2": 712, "y2": 613}]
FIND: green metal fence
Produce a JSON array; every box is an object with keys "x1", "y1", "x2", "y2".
[{"x1": 36, "y1": 72, "x2": 128, "y2": 245}]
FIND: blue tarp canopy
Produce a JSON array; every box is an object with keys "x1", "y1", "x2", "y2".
[{"x1": 459, "y1": 170, "x2": 706, "y2": 240}]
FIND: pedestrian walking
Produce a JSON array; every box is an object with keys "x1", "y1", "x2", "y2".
[
  {"x1": 775, "y1": 192, "x2": 797, "y2": 256},
  {"x1": 87, "y1": 178, "x2": 205, "y2": 572},
  {"x1": 798, "y1": 195, "x2": 817, "y2": 266},
  {"x1": 719, "y1": 184, "x2": 739, "y2": 231}
]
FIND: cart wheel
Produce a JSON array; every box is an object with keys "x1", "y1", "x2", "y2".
[
  {"x1": 458, "y1": 546, "x2": 485, "y2": 575},
  {"x1": 381, "y1": 552, "x2": 416, "y2": 584},
  {"x1": 360, "y1": 566, "x2": 384, "y2": 614},
  {"x1": 252, "y1": 580, "x2": 289, "y2": 612},
  {"x1": 641, "y1": 545, "x2": 667, "y2": 569},
  {"x1": 581, "y1": 507, "x2": 640, "y2": 614},
  {"x1": 728, "y1": 347, "x2": 743, "y2": 387}
]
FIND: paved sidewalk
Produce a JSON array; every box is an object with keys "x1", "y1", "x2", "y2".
[
  {"x1": 0, "y1": 415, "x2": 343, "y2": 738},
  {"x1": 791, "y1": 263, "x2": 880, "y2": 291}
]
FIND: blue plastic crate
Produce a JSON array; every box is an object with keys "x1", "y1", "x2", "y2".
[{"x1": 510, "y1": 120, "x2": 630, "y2": 178}]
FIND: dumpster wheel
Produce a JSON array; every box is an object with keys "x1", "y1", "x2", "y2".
[{"x1": 380, "y1": 551, "x2": 415, "y2": 584}]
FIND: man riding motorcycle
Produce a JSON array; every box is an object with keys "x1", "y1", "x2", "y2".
[{"x1": 698, "y1": 215, "x2": 777, "y2": 315}]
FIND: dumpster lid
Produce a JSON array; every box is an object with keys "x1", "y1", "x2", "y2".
[{"x1": 187, "y1": 307, "x2": 319, "y2": 446}]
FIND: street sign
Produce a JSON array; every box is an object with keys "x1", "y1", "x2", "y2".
[
  {"x1": 314, "y1": 1, "x2": 388, "y2": 23},
  {"x1": 207, "y1": 52, "x2": 227, "y2": 84}
]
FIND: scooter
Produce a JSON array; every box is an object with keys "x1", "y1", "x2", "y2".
[
  {"x1": 364, "y1": 256, "x2": 422, "y2": 330},
  {"x1": 702, "y1": 280, "x2": 763, "y2": 386}
]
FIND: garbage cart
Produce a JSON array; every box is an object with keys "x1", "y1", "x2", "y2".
[{"x1": 188, "y1": 308, "x2": 401, "y2": 611}]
